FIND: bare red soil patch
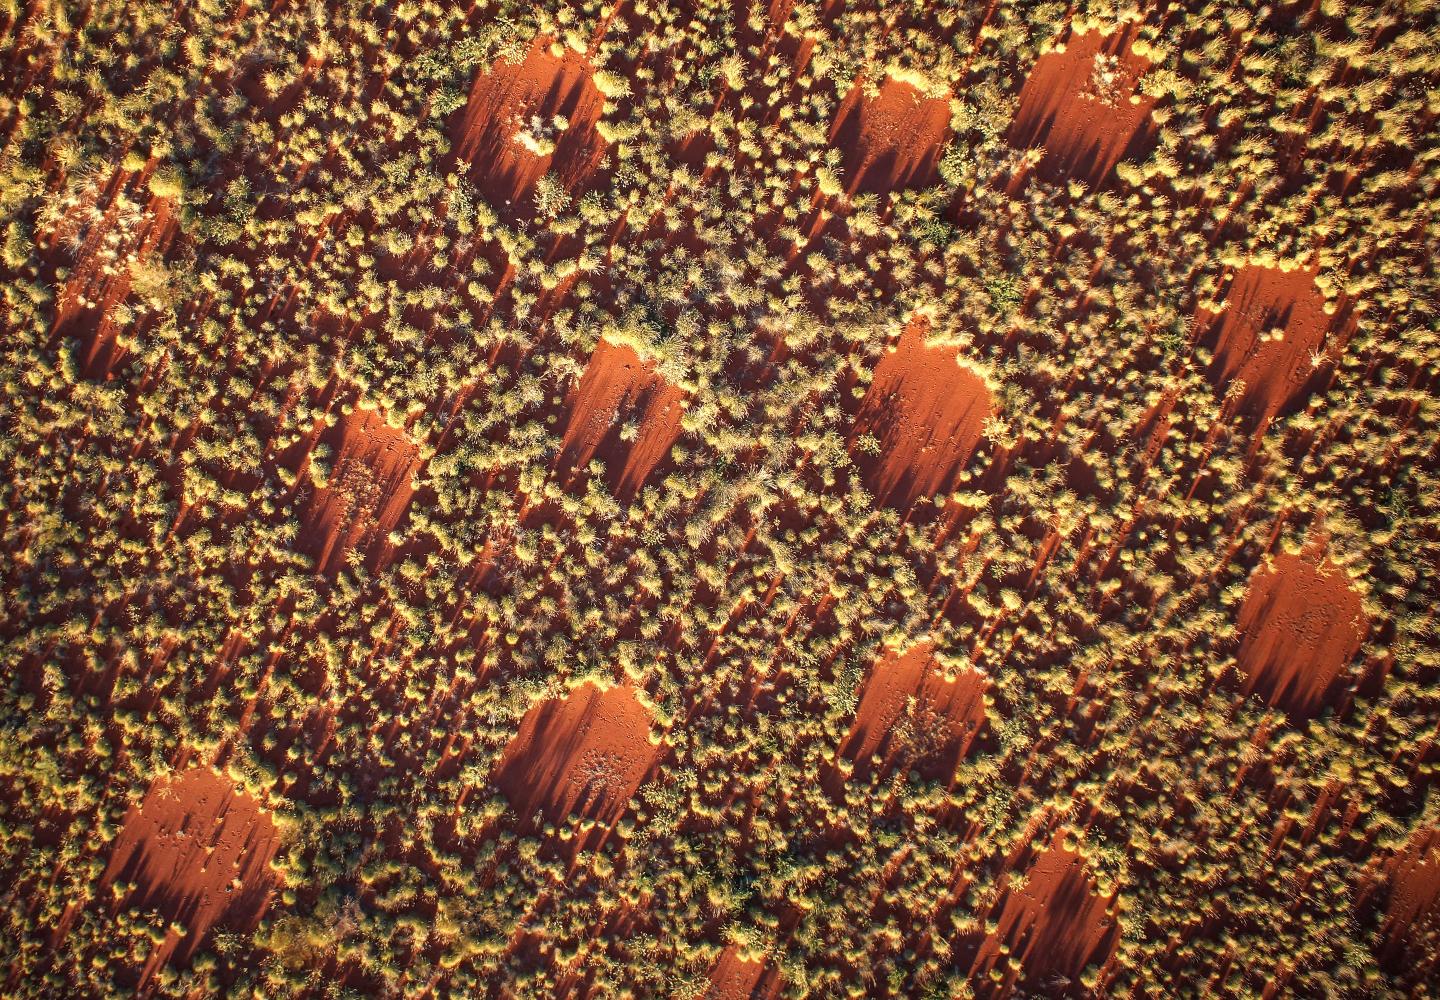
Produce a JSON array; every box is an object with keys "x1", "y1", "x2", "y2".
[
  {"x1": 1008, "y1": 28, "x2": 1156, "y2": 186},
  {"x1": 830, "y1": 75, "x2": 951, "y2": 195},
  {"x1": 842, "y1": 639, "x2": 988, "y2": 779},
  {"x1": 452, "y1": 39, "x2": 606, "y2": 209},
  {"x1": 559, "y1": 337, "x2": 686, "y2": 500},
  {"x1": 1203, "y1": 264, "x2": 1332, "y2": 420},
  {"x1": 47, "y1": 177, "x2": 180, "y2": 378},
  {"x1": 496, "y1": 681, "x2": 661, "y2": 826},
  {"x1": 299, "y1": 404, "x2": 421, "y2": 575},
  {"x1": 705, "y1": 945, "x2": 782, "y2": 1000},
  {"x1": 1378, "y1": 827, "x2": 1440, "y2": 982},
  {"x1": 101, "y1": 767, "x2": 280, "y2": 966},
  {"x1": 851, "y1": 319, "x2": 993, "y2": 509},
  {"x1": 972, "y1": 834, "x2": 1120, "y2": 992},
  {"x1": 1235, "y1": 553, "x2": 1367, "y2": 720}
]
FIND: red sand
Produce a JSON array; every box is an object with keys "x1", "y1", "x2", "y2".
[
  {"x1": 705, "y1": 945, "x2": 782, "y2": 1000},
  {"x1": 1204, "y1": 264, "x2": 1332, "y2": 420},
  {"x1": 1379, "y1": 828, "x2": 1440, "y2": 980},
  {"x1": 829, "y1": 75, "x2": 951, "y2": 195},
  {"x1": 101, "y1": 768, "x2": 279, "y2": 964},
  {"x1": 1235, "y1": 553, "x2": 1367, "y2": 719},
  {"x1": 1008, "y1": 29, "x2": 1156, "y2": 185},
  {"x1": 972, "y1": 834, "x2": 1119, "y2": 989},
  {"x1": 51, "y1": 187, "x2": 179, "y2": 378},
  {"x1": 851, "y1": 319, "x2": 993, "y2": 509},
  {"x1": 560, "y1": 337, "x2": 686, "y2": 499},
  {"x1": 452, "y1": 40, "x2": 605, "y2": 208},
  {"x1": 300, "y1": 404, "x2": 421, "y2": 574},
  {"x1": 496, "y1": 682, "x2": 660, "y2": 826},
  {"x1": 842, "y1": 639, "x2": 988, "y2": 778}
]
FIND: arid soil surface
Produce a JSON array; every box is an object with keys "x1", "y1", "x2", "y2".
[
  {"x1": 1235, "y1": 552, "x2": 1367, "y2": 719},
  {"x1": 842, "y1": 638, "x2": 989, "y2": 779},
  {"x1": 453, "y1": 39, "x2": 606, "y2": 208},
  {"x1": 1203, "y1": 263, "x2": 1334, "y2": 420},
  {"x1": 831, "y1": 75, "x2": 952, "y2": 194},
  {"x1": 971, "y1": 834, "x2": 1120, "y2": 993},
  {"x1": 1007, "y1": 27, "x2": 1156, "y2": 184},
  {"x1": 1380, "y1": 828, "x2": 1440, "y2": 985},
  {"x1": 496, "y1": 681, "x2": 661, "y2": 826},
  {"x1": 559, "y1": 337, "x2": 686, "y2": 498},
  {"x1": 851, "y1": 319, "x2": 994, "y2": 508},
  {"x1": 47, "y1": 175, "x2": 180, "y2": 379},
  {"x1": 705, "y1": 945, "x2": 781, "y2": 999},
  {"x1": 101, "y1": 769, "x2": 279, "y2": 966},
  {"x1": 298, "y1": 404, "x2": 421, "y2": 574}
]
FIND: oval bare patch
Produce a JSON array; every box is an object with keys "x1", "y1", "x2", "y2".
[
  {"x1": 851, "y1": 319, "x2": 993, "y2": 509},
  {"x1": 102, "y1": 768, "x2": 280, "y2": 965},
  {"x1": 1236, "y1": 553, "x2": 1367, "y2": 720},
  {"x1": 1008, "y1": 28, "x2": 1156, "y2": 186},
  {"x1": 496, "y1": 681, "x2": 662, "y2": 826}
]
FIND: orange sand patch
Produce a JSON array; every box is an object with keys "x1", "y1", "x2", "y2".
[
  {"x1": 842, "y1": 639, "x2": 988, "y2": 779},
  {"x1": 452, "y1": 40, "x2": 605, "y2": 209},
  {"x1": 496, "y1": 682, "x2": 660, "y2": 826},
  {"x1": 1235, "y1": 553, "x2": 1367, "y2": 720},
  {"x1": 766, "y1": 0, "x2": 798, "y2": 31},
  {"x1": 102, "y1": 768, "x2": 280, "y2": 964},
  {"x1": 560, "y1": 337, "x2": 686, "y2": 499},
  {"x1": 705, "y1": 945, "x2": 782, "y2": 1000},
  {"x1": 1008, "y1": 29, "x2": 1156, "y2": 186},
  {"x1": 851, "y1": 320, "x2": 993, "y2": 509},
  {"x1": 1379, "y1": 828, "x2": 1440, "y2": 982},
  {"x1": 972, "y1": 834, "x2": 1120, "y2": 990},
  {"x1": 829, "y1": 75, "x2": 951, "y2": 195},
  {"x1": 1204, "y1": 264, "x2": 1332, "y2": 420},
  {"x1": 49, "y1": 185, "x2": 180, "y2": 378},
  {"x1": 299, "y1": 404, "x2": 421, "y2": 575}
]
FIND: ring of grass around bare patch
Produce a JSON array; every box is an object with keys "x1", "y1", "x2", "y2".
[
  {"x1": 841, "y1": 638, "x2": 989, "y2": 782},
  {"x1": 970, "y1": 833, "x2": 1121, "y2": 995},
  {"x1": 705, "y1": 944, "x2": 782, "y2": 1000},
  {"x1": 44, "y1": 167, "x2": 182, "y2": 379},
  {"x1": 3, "y1": 3, "x2": 1436, "y2": 996},
  {"x1": 1202, "y1": 263, "x2": 1334, "y2": 422},
  {"x1": 452, "y1": 38, "x2": 606, "y2": 214},
  {"x1": 1378, "y1": 827, "x2": 1440, "y2": 987}
]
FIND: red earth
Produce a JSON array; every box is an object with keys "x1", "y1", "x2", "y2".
[
  {"x1": 495, "y1": 681, "x2": 661, "y2": 827},
  {"x1": 51, "y1": 183, "x2": 180, "y2": 379},
  {"x1": 559, "y1": 336, "x2": 686, "y2": 500},
  {"x1": 851, "y1": 318, "x2": 994, "y2": 509},
  {"x1": 1203, "y1": 263, "x2": 1332, "y2": 421},
  {"x1": 971, "y1": 832, "x2": 1120, "y2": 992},
  {"x1": 452, "y1": 39, "x2": 606, "y2": 209},
  {"x1": 829, "y1": 75, "x2": 951, "y2": 195},
  {"x1": 1007, "y1": 28, "x2": 1156, "y2": 186},
  {"x1": 101, "y1": 768, "x2": 280, "y2": 968},
  {"x1": 298, "y1": 404, "x2": 421, "y2": 575},
  {"x1": 842, "y1": 638, "x2": 989, "y2": 780},
  {"x1": 1234, "y1": 552, "x2": 1367, "y2": 720},
  {"x1": 1378, "y1": 827, "x2": 1440, "y2": 984},
  {"x1": 705, "y1": 944, "x2": 782, "y2": 999}
]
